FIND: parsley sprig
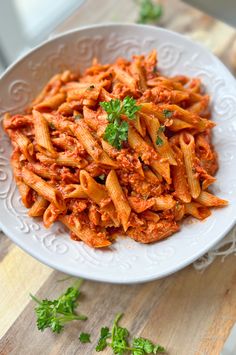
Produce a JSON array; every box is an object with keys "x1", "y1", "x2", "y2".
[
  {"x1": 30, "y1": 279, "x2": 87, "y2": 333},
  {"x1": 96, "y1": 313, "x2": 165, "y2": 354},
  {"x1": 79, "y1": 332, "x2": 91, "y2": 343},
  {"x1": 137, "y1": 0, "x2": 163, "y2": 24},
  {"x1": 100, "y1": 97, "x2": 141, "y2": 149}
]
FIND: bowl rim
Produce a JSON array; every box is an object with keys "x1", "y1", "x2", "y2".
[{"x1": 1, "y1": 23, "x2": 236, "y2": 284}]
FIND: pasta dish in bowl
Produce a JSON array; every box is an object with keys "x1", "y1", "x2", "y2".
[
  {"x1": 0, "y1": 24, "x2": 235, "y2": 283},
  {"x1": 3, "y1": 50, "x2": 228, "y2": 248}
]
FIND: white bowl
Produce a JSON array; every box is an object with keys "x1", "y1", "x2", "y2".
[{"x1": 1, "y1": 24, "x2": 236, "y2": 284}]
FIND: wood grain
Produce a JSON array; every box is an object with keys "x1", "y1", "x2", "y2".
[
  {"x1": 0, "y1": 0, "x2": 236, "y2": 354},
  {"x1": 1, "y1": 256, "x2": 236, "y2": 355}
]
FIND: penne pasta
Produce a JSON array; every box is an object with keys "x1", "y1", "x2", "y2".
[
  {"x1": 34, "y1": 93, "x2": 66, "y2": 111},
  {"x1": 11, "y1": 131, "x2": 34, "y2": 161},
  {"x1": 22, "y1": 167, "x2": 66, "y2": 211},
  {"x1": 106, "y1": 170, "x2": 131, "y2": 231},
  {"x1": 142, "y1": 112, "x2": 177, "y2": 165},
  {"x1": 171, "y1": 145, "x2": 191, "y2": 203},
  {"x1": 36, "y1": 152, "x2": 88, "y2": 168},
  {"x1": 28, "y1": 195, "x2": 49, "y2": 217},
  {"x1": 114, "y1": 65, "x2": 137, "y2": 93},
  {"x1": 179, "y1": 132, "x2": 201, "y2": 199},
  {"x1": 4, "y1": 50, "x2": 227, "y2": 249},
  {"x1": 61, "y1": 184, "x2": 87, "y2": 199},
  {"x1": 185, "y1": 202, "x2": 211, "y2": 220},
  {"x1": 152, "y1": 195, "x2": 176, "y2": 211},
  {"x1": 59, "y1": 214, "x2": 111, "y2": 248},
  {"x1": 33, "y1": 110, "x2": 57, "y2": 156},
  {"x1": 75, "y1": 121, "x2": 117, "y2": 167},
  {"x1": 80, "y1": 170, "x2": 109, "y2": 204},
  {"x1": 43, "y1": 203, "x2": 61, "y2": 228},
  {"x1": 80, "y1": 170, "x2": 119, "y2": 226},
  {"x1": 195, "y1": 191, "x2": 228, "y2": 207}
]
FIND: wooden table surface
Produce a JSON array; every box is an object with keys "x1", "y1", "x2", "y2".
[{"x1": 1, "y1": 1, "x2": 236, "y2": 354}]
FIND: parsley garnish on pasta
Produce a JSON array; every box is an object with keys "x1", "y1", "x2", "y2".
[{"x1": 100, "y1": 97, "x2": 141, "y2": 149}]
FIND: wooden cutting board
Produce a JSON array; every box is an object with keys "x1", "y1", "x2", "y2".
[{"x1": 1, "y1": 0, "x2": 236, "y2": 354}]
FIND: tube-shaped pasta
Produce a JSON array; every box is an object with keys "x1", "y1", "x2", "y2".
[
  {"x1": 22, "y1": 167, "x2": 65, "y2": 211},
  {"x1": 114, "y1": 66, "x2": 137, "y2": 92},
  {"x1": 34, "y1": 93, "x2": 66, "y2": 111},
  {"x1": 128, "y1": 126, "x2": 171, "y2": 181},
  {"x1": 143, "y1": 113, "x2": 176, "y2": 165},
  {"x1": 179, "y1": 132, "x2": 201, "y2": 199},
  {"x1": 144, "y1": 168, "x2": 162, "y2": 184},
  {"x1": 132, "y1": 114, "x2": 146, "y2": 137},
  {"x1": 171, "y1": 145, "x2": 191, "y2": 203},
  {"x1": 128, "y1": 126, "x2": 153, "y2": 160},
  {"x1": 140, "y1": 210, "x2": 160, "y2": 222},
  {"x1": 10, "y1": 150, "x2": 33, "y2": 208},
  {"x1": 188, "y1": 95, "x2": 209, "y2": 115},
  {"x1": 106, "y1": 170, "x2": 131, "y2": 231},
  {"x1": 159, "y1": 104, "x2": 201, "y2": 125},
  {"x1": 130, "y1": 56, "x2": 147, "y2": 92},
  {"x1": 101, "y1": 139, "x2": 117, "y2": 157},
  {"x1": 18, "y1": 182, "x2": 33, "y2": 208},
  {"x1": 75, "y1": 121, "x2": 117, "y2": 167},
  {"x1": 28, "y1": 162, "x2": 60, "y2": 180},
  {"x1": 28, "y1": 195, "x2": 49, "y2": 217},
  {"x1": 195, "y1": 191, "x2": 228, "y2": 207},
  {"x1": 185, "y1": 202, "x2": 211, "y2": 220},
  {"x1": 11, "y1": 131, "x2": 34, "y2": 161},
  {"x1": 80, "y1": 170, "x2": 108, "y2": 204},
  {"x1": 152, "y1": 195, "x2": 176, "y2": 211},
  {"x1": 128, "y1": 196, "x2": 155, "y2": 213},
  {"x1": 43, "y1": 203, "x2": 61, "y2": 228},
  {"x1": 150, "y1": 160, "x2": 171, "y2": 184},
  {"x1": 61, "y1": 184, "x2": 87, "y2": 199},
  {"x1": 33, "y1": 110, "x2": 57, "y2": 156},
  {"x1": 36, "y1": 152, "x2": 87, "y2": 168},
  {"x1": 57, "y1": 102, "x2": 73, "y2": 116},
  {"x1": 80, "y1": 170, "x2": 119, "y2": 226},
  {"x1": 59, "y1": 214, "x2": 111, "y2": 248},
  {"x1": 168, "y1": 119, "x2": 194, "y2": 132}
]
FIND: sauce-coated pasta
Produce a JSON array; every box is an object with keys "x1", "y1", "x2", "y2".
[{"x1": 3, "y1": 51, "x2": 228, "y2": 248}]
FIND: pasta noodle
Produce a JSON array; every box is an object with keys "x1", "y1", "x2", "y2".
[{"x1": 3, "y1": 50, "x2": 227, "y2": 248}]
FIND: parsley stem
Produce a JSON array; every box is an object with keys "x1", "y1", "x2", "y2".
[
  {"x1": 72, "y1": 278, "x2": 83, "y2": 290},
  {"x1": 111, "y1": 313, "x2": 123, "y2": 340},
  {"x1": 57, "y1": 314, "x2": 87, "y2": 322},
  {"x1": 30, "y1": 293, "x2": 42, "y2": 305}
]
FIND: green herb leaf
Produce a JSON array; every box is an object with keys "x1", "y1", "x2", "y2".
[
  {"x1": 30, "y1": 279, "x2": 87, "y2": 334},
  {"x1": 98, "y1": 174, "x2": 106, "y2": 181},
  {"x1": 100, "y1": 97, "x2": 140, "y2": 149},
  {"x1": 87, "y1": 84, "x2": 95, "y2": 90},
  {"x1": 49, "y1": 122, "x2": 55, "y2": 130},
  {"x1": 100, "y1": 99, "x2": 121, "y2": 122},
  {"x1": 74, "y1": 114, "x2": 83, "y2": 120},
  {"x1": 137, "y1": 0, "x2": 163, "y2": 24},
  {"x1": 158, "y1": 125, "x2": 165, "y2": 133},
  {"x1": 122, "y1": 96, "x2": 141, "y2": 120},
  {"x1": 156, "y1": 136, "x2": 164, "y2": 146},
  {"x1": 153, "y1": 344, "x2": 166, "y2": 353},
  {"x1": 96, "y1": 326, "x2": 111, "y2": 351},
  {"x1": 111, "y1": 313, "x2": 129, "y2": 355},
  {"x1": 163, "y1": 109, "x2": 172, "y2": 118},
  {"x1": 79, "y1": 332, "x2": 91, "y2": 343},
  {"x1": 96, "y1": 313, "x2": 166, "y2": 354}
]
